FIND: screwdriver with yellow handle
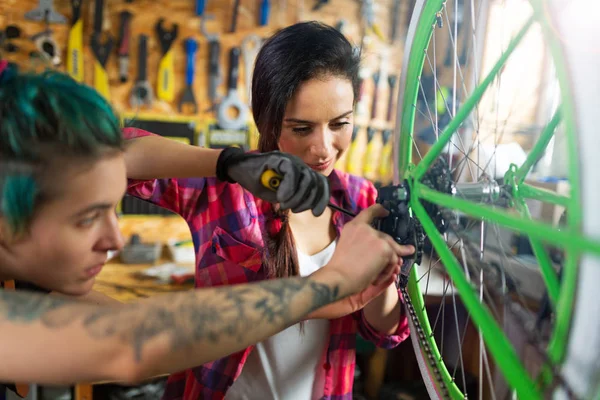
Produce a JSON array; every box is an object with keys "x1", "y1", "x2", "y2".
[
  {"x1": 362, "y1": 127, "x2": 379, "y2": 181},
  {"x1": 346, "y1": 126, "x2": 362, "y2": 175},
  {"x1": 260, "y1": 169, "x2": 356, "y2": 218},
  {"x1": 67, "y1": 0, "x2": 83, "y2": 82},
  {"x1": 377, "y1": 129, "x2": 393, "y2": 186}
]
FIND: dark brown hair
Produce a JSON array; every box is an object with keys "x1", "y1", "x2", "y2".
[{"x1": 252, "y1": 21, "x2": 360, "y2": 279}]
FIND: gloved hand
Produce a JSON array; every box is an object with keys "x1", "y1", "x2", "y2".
[{"x1": 216, "y1": 147, "x2": 330, "y2": 216}]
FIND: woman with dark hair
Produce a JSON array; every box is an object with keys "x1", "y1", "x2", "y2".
[
  {"x1": 124, "y1": 21, "x2": 412, "y2": 399},
  {"x1": 0, "y1": 61, "x2": 405, "y2": 397}
]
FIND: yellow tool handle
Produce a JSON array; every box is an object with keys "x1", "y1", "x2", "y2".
[
  {"x1": 94, "y1": 60, "x2": 110, "y2": 101},
  {"x1": 379, "y1": 140, "x2": 393, "y2": 182},
  {"x1": 346, "y1": 140, "x2": 361, "y2": 175},
  {"x1": 362, "y1": 138, "x2": 378, "y2": 180},
  {"x1": 157, "y1": 49, "x2": 175, "y2": 102},
  {"x1": 67, "y1": 20, "x2": 84, "y2": 82},
  {"x1": 261, "y1": 169, "x2": 282, "y2": 191}
]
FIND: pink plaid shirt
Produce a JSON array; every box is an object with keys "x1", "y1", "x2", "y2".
[{"x1": 123, "y1": 127, "x2": 409, "y2": 400}]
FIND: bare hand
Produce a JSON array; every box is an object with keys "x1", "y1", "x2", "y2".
[{"x1": 326, "y1": 204, "x2": 415, "y2": 296}]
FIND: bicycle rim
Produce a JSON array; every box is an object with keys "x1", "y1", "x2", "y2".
[{"x1": 392, "y1": 0, "x2": 600, "y2": 398}]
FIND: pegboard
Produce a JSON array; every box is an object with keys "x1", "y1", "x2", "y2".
[{"x1": 0, "y1": 0, "x2": 414, "y2": 184}]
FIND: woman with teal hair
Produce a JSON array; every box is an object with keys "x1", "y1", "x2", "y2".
[{"x1": 0, "y1": 60, "x2": 405, "y2": 394}]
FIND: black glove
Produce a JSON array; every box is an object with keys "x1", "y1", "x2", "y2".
[{"x1": 216, "y1": 147, "x2": 329, "y2": 216}]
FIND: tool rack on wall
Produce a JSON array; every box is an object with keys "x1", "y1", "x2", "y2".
[{"x1": 1, "y1": 0, "x2": 415, "y2": 188}]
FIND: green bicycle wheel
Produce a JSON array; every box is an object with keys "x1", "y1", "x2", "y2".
[{"x1": 392, "y1": 0, "x2": 600, "y2": 398}]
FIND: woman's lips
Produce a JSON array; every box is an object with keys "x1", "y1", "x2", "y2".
[
  {"x1": 309, "y1": 159, "x2": 333, "y2": 171},
  {"x1": 85, "y1": 263, "x2": 104, "y2": 278}
]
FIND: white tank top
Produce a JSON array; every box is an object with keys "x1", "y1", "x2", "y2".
[{"x1": 225, "y1": 241, "x2": 336, "y2": 400}]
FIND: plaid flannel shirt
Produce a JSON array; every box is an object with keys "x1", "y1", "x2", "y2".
[{"x1": 123, "y1": 128, "x2": 410, "y2": 400}]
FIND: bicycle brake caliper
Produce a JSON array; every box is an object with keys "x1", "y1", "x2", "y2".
[{"x1": 374, "y1": 182, "x2": 425, "y2": 289}]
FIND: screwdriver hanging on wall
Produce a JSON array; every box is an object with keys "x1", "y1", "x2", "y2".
[
  {"x1": 117, "y1": 11, "x2": 133, "y2": 83},
  {"x1": 178, "y1": 38, "x2": 199, "y2": 114},
  {"x1": 386, "y1": 74, "x2": 397, "y2": 122},
  {"x1": 370, "y1": 71, "x2": 380, "y2": 120},
  {"x1": 90, "y1": 0, "x2": 114, "y2": 101},
  {"x1": 259, "y1": 0, "x2": 270, "y2": 26},
  {"x1": 362, "y1": 126, "x2": 379, "y2": 181},
  {"x1": 230, "y1": 0, "x2": 241, "y2": 32},
  {"x1": 345, "y1": 126, "x2": 362, "y2": 175}
]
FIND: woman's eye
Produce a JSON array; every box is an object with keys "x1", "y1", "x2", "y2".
[
  {"x1": 292, "y1": 126, "x2": 312, "y2": 135},
  {"x1": 77, "y1": 213, "x2": 99, "y2": 228},
  {"x1": 331, "y1": 122, "x2": 350, "y2": 130}
]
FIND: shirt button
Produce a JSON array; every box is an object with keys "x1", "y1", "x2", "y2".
[{"x1": 323, "y1": 362, "x2": 331, "y2": 370}]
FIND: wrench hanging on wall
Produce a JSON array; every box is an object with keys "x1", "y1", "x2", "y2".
[
  {"x1": 155, "y1": 18, "x2": 179, "y2": 103},
  {"x1": 216, "y1": 47, "x2": 249, "y2": 130}
]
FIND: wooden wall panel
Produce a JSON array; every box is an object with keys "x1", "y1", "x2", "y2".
[{"x1": 1, "y1": 0, "x2": 410, "y2": 182}]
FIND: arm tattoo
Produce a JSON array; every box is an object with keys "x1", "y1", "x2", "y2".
[{"x1": 0, "y1": 277, "x2": 340, "y2": 362}]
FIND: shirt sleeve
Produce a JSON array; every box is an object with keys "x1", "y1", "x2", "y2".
[
  {"x1": 122, "y1": 127, "x2": 219, "y2": 222},
  {"x1": 353, "y1": 180, "x2": 411, "y2": 348}
]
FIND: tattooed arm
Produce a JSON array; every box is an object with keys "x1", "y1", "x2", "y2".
[
  {"x1": 0, "y1": 269, "x2": 343, "y2": 385},
  {"x1": 0, "y1": 204, "x2": 405, "y2": 385}
]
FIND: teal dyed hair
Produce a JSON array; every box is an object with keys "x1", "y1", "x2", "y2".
[{"x1": 0, "y1": 64, "x2": 124, "y2": 235}]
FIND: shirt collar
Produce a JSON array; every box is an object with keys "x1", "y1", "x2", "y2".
[{"x1": 328, "y1": 169, "x2": 351, "y2": 210}]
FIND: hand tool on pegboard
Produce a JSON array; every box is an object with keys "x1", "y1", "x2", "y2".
[
  {"x1": 370, "y1": 71, "x2": 380, "y2": 120},
  {"x1": 90, "y1": 0, "x2": 114, "y2": 101},
  {"x1": 3, "y1": 25, "x2": 21, "y2": 54},
  {"x1": 31, "y1": 28, "x2": 61, "y2": 67},
  {"x1": 178, "y1": 38, "x2": 199, "y2": 114},
  {"x1": 362, "y1": 126, "x2": 379, "y2": 181},
  {"x1": 67, "y1": 0, "x2": 83, "y2": 81},
  {"x1": 130, "y1": 34, "x2": 153, "y2": 108},
  {"x1": 360, "y1": 0, "x2": 385, "y2": 42},
  {"x1": 377, "y1": 129, "x2": 392, "y2": 186},
  {"x1": 386, "y1": 74, "x2": 397, "y2": 122},
  {"x1": 217, "y1": 47, "x2": 249, "y2": 130},
  {"x1": 117, "y1": 11, "x2": 133, "y2": 83},
  {"x1": 25, "y1": 0, "x2": 67, "y2": 24},
  {"x1": 27, "y1": 1, "x2": 63, "y2": 67},
  {"x1": 155, "y1": 19, "x2": 179, "y2": 103},
  {"x1": 201, "y1": 15, "x2": 222, "y2": 112},
  {"x1": 196, "y1": 0, "x2": 206, "y2": 16},
  {"x1": 355, "y1": 68, "x2": 370, "y2": 118},
  {"x1": 230, "y1": 0, "x2": 241, "y2": 32},
  {"x1": 259, "y1": 0, "x2": 270, "y2": 26},
  {"x1": 241, "y1": 34, "x2": 263, "y2": 107},
  {"x1": 345, "y1": 126, "x2": 362, "y2": 175}
]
